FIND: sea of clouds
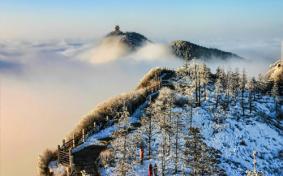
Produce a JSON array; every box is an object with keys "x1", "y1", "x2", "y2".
[
  {"x1": 1, "y1": 37, "x2": 281, "y2": 81},
  {"x1": 0, "y1": 37, "x2": 281, "y2": 176}
]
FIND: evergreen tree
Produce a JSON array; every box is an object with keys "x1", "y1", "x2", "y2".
[
  {"x1": 171, "y1": 111, "x2": 184, "y2": 174},
  {"x1": 141, "y1": 107, "x2": 158, "y2": 160},
  {"x1": 257, "y1": 73, "x2": 268, "y2": 94},
  {"x1": 271, "y1": 82, "x2": 280, "y2": 118},
  {"x1": 185, "y1": 127, "x2": 225, "y2": 175},
  {"x1": 229, "y1": 69, "x2": 240, "y2": 101},
  {"x1": 247, "y1": 77, "x2": 257, "y2": 114},
  {"x1": 240, "y1": 69, "x2": 247, "y2": 116},
  {"x1": 225, "y1": 70, "x2": 232, "y2": 111},
  {"x1": 158, "y1": 128, "x2": 169, "y2": 176},
  {"x1": 199, "y1": 64, "x2": 210, "y2": 100},
  {"x1": 112, "y1": 105, "x2": 135, "y2": 176},
  {"x1": 215, "y1": 67, "x2": 226, "y2": 108}
]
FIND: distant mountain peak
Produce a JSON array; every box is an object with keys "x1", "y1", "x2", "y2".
[
  {"x1": 171, "y1": 40, "x2": 242, "y2": 60},
  {"x1": 105, "y1": 25, "x2": 149, "y2": 50},
  {"x1": 104, "y1": 26, "x2": 242, "y2": 60}
]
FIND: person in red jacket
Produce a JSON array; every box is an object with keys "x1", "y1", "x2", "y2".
[
  {"x1": 140, "y1": 144, "x2": 144, "y2": 164},
  {"x1": 148, "y1": 163, "x2": 153, "y2": 176}
]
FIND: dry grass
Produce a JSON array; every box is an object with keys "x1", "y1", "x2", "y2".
[
  {"x1": 135, "y1": 67, "x2": 175, "y2": 90},
  {"x1": 65, "y1": 88, "x2": 149, "y2": 140}
]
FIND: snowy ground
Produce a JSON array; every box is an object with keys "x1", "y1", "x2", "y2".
[{"x1": 98, "y1": 68, "x2": 282, "y2": 176}]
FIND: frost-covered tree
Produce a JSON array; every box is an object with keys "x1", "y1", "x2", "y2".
[
  {"x1": 158, "y1": 128, "x2": 169, "y2": 176},
  {"x1": 152, "y1": 88, "x2": 174, "y2": 156},
  {"x1": 199, "y1": 63, "x2": 210, "y2": 100},
  {"x1": 257, "y1": 74, "x2": 268, "y2": 94},
  {"x1": 240, "y1": 69, "x2": 247, "y2": 116},
  {"x1": 271, "y1": 82, "x2": 280, "y2": 118},
  {"x1": 246, "y1": 151, "x2": 264, "y2": 176},
  {"x1": 247, "y1": 77, "x2": 257, "y2": 114},
  {"x1": 229, "y1": 69, "x2": 240, "y2": 101},
  {"x1": 185, "y1": 127, "x2": 203, "y2": 175},
  {"x1": 185, "y1": 103, "x2": 193, "y2": 128},
  {"x1": 225, "y1": 70, "x2": 232, "y2": 110},
  {"x1": 215, "y1": 67, "x2": 226, "y2": 108},
  {"x1": 141, "y1": 107, "x2": 158, "y2": 160},
  {"x1": 111, "y1": 104, "x2": 136, "y2": 176},
  {"x1": 171, "y1": 111, "x2": 184, "y2": 174},
  {"x1": 185, "y1": 127, "x2": 224, "y2": 175},
  {"x1": 189, "y1": 63, "x2": 202, "y2": 107},
  {"x1": 212, "y1": 109, "x2": 225, "y2": 134}
]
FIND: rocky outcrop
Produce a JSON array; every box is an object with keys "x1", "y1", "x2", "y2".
[
  {"x1": 266, "y1": 59, "x2": 283, "y2": 83},
  {"x1": 106, "y1": 25, "x2": 149, "y2": 50}
]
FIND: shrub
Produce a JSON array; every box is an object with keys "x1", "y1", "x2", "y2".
[
  {"x1": 135, "y1": 67, "x2": 175, "y2": 90},
  {"x1": 38, "y1": 149, "x2": 57, "y2": 176}
]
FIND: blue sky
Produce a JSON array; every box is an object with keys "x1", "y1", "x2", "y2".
[{"x1": 0, "y1": 0, "x2": 283, "y2": 40}]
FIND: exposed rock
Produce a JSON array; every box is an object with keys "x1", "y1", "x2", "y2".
[{"x1": 266, "y1": 59, "x2": 283, "y2": 83}]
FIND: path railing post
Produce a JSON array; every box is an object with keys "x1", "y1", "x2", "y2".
[
  {"x1": 72, "y1": 133, "x2": 75, "y2": 148},
  {"x1": 57, "y1": 145, "x2": 60, "y2": 163},
  {"x1": 69, "y1": 148, "x2": 75, "y2": 176},
  {"x1": 82, "y1": 129, "x2": 85, "y2": 143}
]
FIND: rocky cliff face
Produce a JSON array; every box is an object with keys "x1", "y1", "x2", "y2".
[{"x1": 171, "y1": 40, "x2": 242, "y2": 60}]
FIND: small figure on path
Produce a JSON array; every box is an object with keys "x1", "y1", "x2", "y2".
[
  {"x1": 153, "y1": 163, "x2": 158, "y2": 176},
  {"x1": 140, "y1": 144, "x2": 144, "y2": 164},
  {"x1": 148, "y1": 163, "x2": 153, "y2": 176}
]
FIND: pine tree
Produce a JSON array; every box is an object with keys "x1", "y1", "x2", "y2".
[
  {"x1": 229, "y1": 69, "x2": 240, "y2": 102},
  {"x1": 194, "y1": 64, "x2": 199, "y2": 106},
  {"x1": 112, "y1": 135, "x2": 135, "y2": 176},
  {"x1": 112, "y1": 105, "x2": 135, "y2": 176},
  {"x1": 240, "y1": 69, "x2": 247, "y2": 116},
  {"x1": 271, "y1": 82, "x2": 280, "y2": 118},
  {"x1": 257, "y1": 74, "x2": 268, "y2": 94},
  {"x1": 225, "y1": 70, "x2": 232, "y2": 111},
  {"x1": 247, "y1": 77, "x2": 257, "y2": 114},
  {"x1": 199, "y1": 64, "x2": 210, "y2": 101},
  {"x1": 185, "y1": 127, "x2": 225, "y2": 175},
  {"x1": 171, "y1": 111, "x2": 184, "y2": 174},
  {"x1": 141, "y1": 107, "x2": 158, "y2": 160},
  {"x1": 158, "y1": 129, "x2": 169, "y2": 176},
  {"x1": 185, "y1": 127, "x2": 203, "y2": 175},
  {"x1": 215, "y1": 67, "x2": 226, "y2": 109}
]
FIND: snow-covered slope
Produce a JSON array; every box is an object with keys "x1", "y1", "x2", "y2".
[
  {"x1": 51, "y1": 64, "x2": 283, "y2": 176},
  {"x1": 95, "y1": 64, "x2": 282, "y2": 176}
]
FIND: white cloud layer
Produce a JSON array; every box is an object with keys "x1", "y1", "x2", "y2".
[{"x1": 0, "y1": 38, "x2": 281, "y2": 176}]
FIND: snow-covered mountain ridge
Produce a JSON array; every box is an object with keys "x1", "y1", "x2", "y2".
[{"x1": 47, "y1": 63, "x2": 283, "y2": 176}]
